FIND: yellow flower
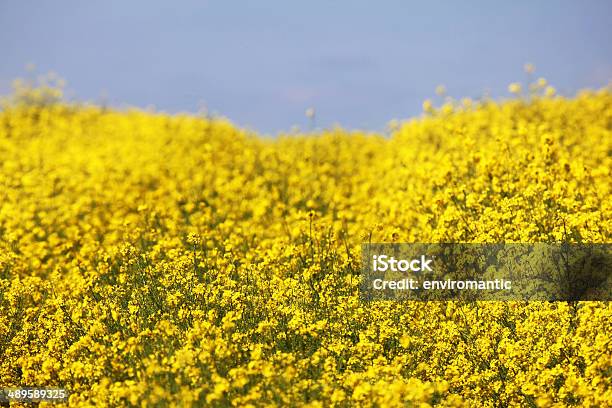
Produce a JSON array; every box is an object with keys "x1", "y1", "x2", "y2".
[
  {"x1": 0, "y1": 77, "x2": 609, "y2": 407},
  {"x1": 508, "y1": 82, "x2": 522, "y2": 94}
]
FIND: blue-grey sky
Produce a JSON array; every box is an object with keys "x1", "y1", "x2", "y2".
[{"x1": 1, "y1": 1, "x2": 611, "y2": 134}]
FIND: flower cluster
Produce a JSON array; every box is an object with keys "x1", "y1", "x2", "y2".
[{"x1": 0, "y1": 82, "x2": 610, "y2": 407}]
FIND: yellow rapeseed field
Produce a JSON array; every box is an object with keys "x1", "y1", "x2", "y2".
[{"x1": 0, "y1": 80, "x2": 610, "y2": 407}]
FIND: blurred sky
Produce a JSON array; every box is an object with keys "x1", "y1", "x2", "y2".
[{"x1": 1, "y1": 1, "x2": 611, "y2": 134}]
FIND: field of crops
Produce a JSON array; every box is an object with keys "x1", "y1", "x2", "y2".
[{"x1": 0, "y1": 82, "x2": 610, "y2": 406}]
